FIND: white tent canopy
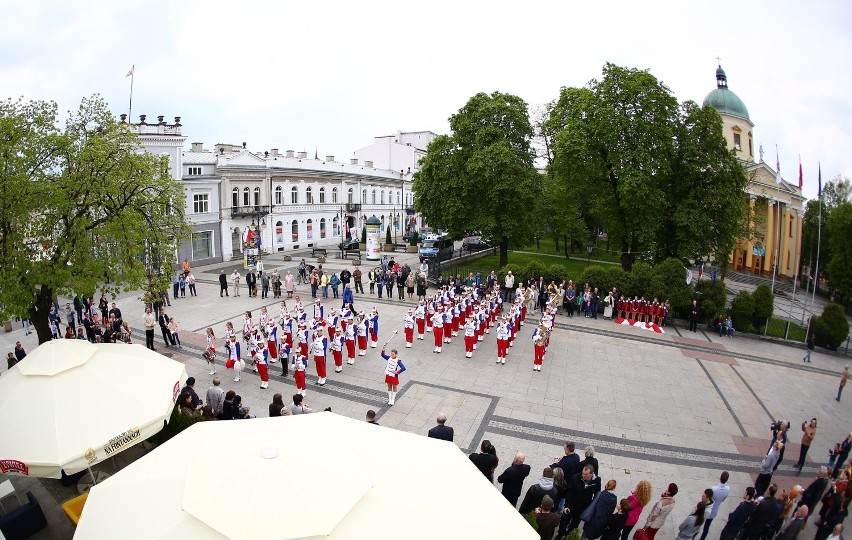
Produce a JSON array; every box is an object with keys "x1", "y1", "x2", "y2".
[
  {"x1": 76, "y1": 413, "x2": 538, "y2": 540},
  {"x1": 0, "y1": 340, "x2": 187, "y2": 478}
]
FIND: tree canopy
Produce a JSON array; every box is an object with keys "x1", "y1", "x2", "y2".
[
  {"x1": 413, "y1": 91, "x2": 540, "y2": 266},
  {"x1": 0, "y1": 95, "x2": 190, "y2": 343},
  {"x1": 544, "y1": 63, "x2": 749, "y2": 270}
]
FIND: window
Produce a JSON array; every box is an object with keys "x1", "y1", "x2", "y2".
[
  {"x1": 306, "y1": 219, "x2": 313, "y2": 239},
  {"x1": 397, "y1": 191, "x2": 401, "y2": 205},
  {"x1": 319, "y1": 187, "x2": 326, "y2": 204},
  {"x1": 749, "y1": 137, "x2": 753, "y2": 157},
  {"x1": 275, "y1": 185, "x2": 282, "y2": 205},
  {"x1": 191, "y1": 231, "x2": 213, "y2": 260},
  {"x1": 371, "y1": 190, "x2": 376, "y2": 204},
  {"x1": 192, "y1": 193, "x2": 209, "y2": 214},
  {"x1": 242, "y1": 187, "x2": 250, "y2": 206},
  {"x1": 331, "y1": 187, "x2": 338, "y2": 204},
  {"x1": 275, "y1": 220, "x2": 283, "y2": 244},
  {"x1": 320, "y1": 218, "x2": 326, "y2": 238},
  {"x1": 347, "y1": 188, "x2": 354, "y2": 204},
  {"x1": 789, "y1": 216, "x2": 794, "y2": 237},
  {"x1": 291, "y1": 220, "x2": 299, "y2": 241},
  {"x1": 187, "y1": 166, "x2": 202, "y2": 176},
  {"x1": 332, "y1": 216, "x2": 339, "y2": 236},
  {"x1": 380, "y1": 215, "x2": 385, "y2": 232},
  {"x1": 361, "y1": 189, "x2": 366, "y2": 203},
  {"x1": 380, "y1": 190, "x2": 385, "y2": 205},
  {"x1": 733, "y1": 133, "x2": 741, "y2": 151},
  {"x1": 232, "y1": 187, "x2": 239, "y2": 208},
  {"x1": 291, "y1": 186, "x2": 298, "y2": 204},
  {"x1": 253, "y1": 187, "x2": 260, "y2": 206},
  {"x1": 306, "y1": 187, "x2": 313, "y2": 204}
]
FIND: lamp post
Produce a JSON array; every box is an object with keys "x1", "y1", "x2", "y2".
[{"x1": 586, "y1": 241, "x2": 593, "y2": 266}]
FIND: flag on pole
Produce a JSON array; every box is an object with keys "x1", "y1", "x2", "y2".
[
  {"x1": 818, "y1": 164, "x2": 822, "y2": 199},
  {"x1": 798, "y1": 155, "x2": 803, "y2": 189},
  {"x1": 775, "y1": 146, "x2": 782, "y2": 184},
  {"x1": 125, "y1": 66, "x2": 134, "y2": 78}
]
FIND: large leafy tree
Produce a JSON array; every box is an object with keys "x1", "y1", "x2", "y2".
[
  {"x1": 826, "y1": 201, "x2": 852, "y2": 302},
  {"x1": 545, "y1": 63, "x2": 748, "y2": 271},
  {"x1": 0, "y1": 95, "x2": 190, "y2": 343},
  {"x1": 801, "y1": 175, "x2": 850, "y2": 288},
  {"x1": 413, "y1": 91, "x2": 539, "y2": 266}
]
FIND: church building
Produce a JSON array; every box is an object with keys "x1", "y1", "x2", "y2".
[{"x1": 703, "y1": 65, "x2": 805, "y2": 278}]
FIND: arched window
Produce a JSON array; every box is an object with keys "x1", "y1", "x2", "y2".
[
  {"x1": 306, "y1": 219, "x2": 313, "y2": 239},
  {"x1": 306, "y1": 187, "x2": 313, "y2": 204},
  {"x1": 320, "y1": 218, "x2": 326, "y2": 238},
  {"x1": 380, "y1": 190, "x2": 385, "y2": 205},
  {"x1": 331, "y1": 187, "x2": 338, "y2": 204},
  {"x1": 397, "y1": 190, "x2": 401, "y2": 205},
  {"x1": 319, "y1": 187, "x2": 326, "y2": 204},
  {"x1": 361, "y1": 189, "x2": 366, "y2": 204},
  {"x1": 291, "y1": 220, "x2": 298, "y2": 242},
  {"x1": 232, "y1": 187, "x2": 239, "y2": 208},
  {"x1": 347, "y1": 188, "x2": 354, "y2": 204},
  {"x1": 380, "y1": 214, "x2": 385, "y2": 232},
  {"x1": 406, "y1": 193, "x2": 411, "y2": 206},
  {"x1": 242, "y1": 187, "x2": 250, "y2": 206},
  {"x1": 274, "y1": 185, "x2": 282, "y2": 205},
  {"x1": 332, "y1": 216, "x2": 339, "y2": 236},
  {"x1": 291, "y1": 186, "x2": 298, "y2": 204},
  {"x1": 371, "y1": 190, "x2": 376, "y2": 204},
  {"x1": 253, "y1": 187, "x2": 260, "y2": 206},
  {"x1": 275, "y1": 220, "x2": 283, "y2": 244}
]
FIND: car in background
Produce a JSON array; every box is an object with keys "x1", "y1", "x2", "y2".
[
  {"x1": 338, "y1": 238, "x2": 360, "y2": 250},
  {"x1": 462, "y1": 238, "x2": 490, "y2": 252}
]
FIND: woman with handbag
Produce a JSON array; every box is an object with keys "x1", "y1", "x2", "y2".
[
  {"x1": 621, "y1": 480, "x2": 652, "y2": 540},
  {"x1": 640, "y1": 483, "x2": 678, "y2": 540}
]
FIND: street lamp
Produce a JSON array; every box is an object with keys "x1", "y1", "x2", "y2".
[{"x1": 586, "y1": 241, "x2": 594, "y2": 265}]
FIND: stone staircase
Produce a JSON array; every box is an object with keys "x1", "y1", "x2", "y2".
[{"x1": 726, "y1": 270, "x2": 794, "y2": 294}]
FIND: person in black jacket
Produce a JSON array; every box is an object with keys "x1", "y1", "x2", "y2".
[
  {"x1": 742, "y1": 484, "x2": 780, "y2": 540},
  {"x1": 799, "y1": 467, "x2": 830, "y2": 515},
  {"x1": 601, "y1": 498, "x2": 631, "y2": 540},
  {"x1": 219, "y1": 270, "x2": 229, "y2": 297},
  {"x1": 719, "y1": 487, "x2": 757, "y2": 540},
  {"x1": 469, "y1": 440, "x2": 498, "y2": 483},
  {"x1": 158, "y1": 308, "x2": 174, "y2": 347},
  {"x1": 550, "y1": 441, "x2": 581, "y2": 479},
  {"x1": 427, "y1": 413, "x2": 454, "y2": 442},
  {"x1": 556, "y1": 464, "x2": 602, "y2": 539},
  {"x1": 520, "y1": 467, "x2": 559, "y2": 515},
  {"x1": 498, "y1": 452, "x2": 531, "y2": 507}
]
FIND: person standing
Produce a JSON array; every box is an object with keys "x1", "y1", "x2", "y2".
[
  {"x1": 260, "y1": 272, "x2": 270, "y2": 299},
  {"x1": 379, "y1": 344, "x2": 406, "y2": 405},
  {"x1": 688, "y1": 300, "x2": 700, "y2": 333},
  {"x1": 142, "y1": 306, "x2": 156, "y2": 350},
  {"x1": 803, "y1": 333, "x2": 815, "y2": 362},
  {"x1": 796, "y1": 418, "x2": 817, "y2": 471},
  {"x1": 699, "y1": 471, "x2": 730, "y2": 540},
  {"x1": 497, "y1": 452, "x2": 531, "y2": 507},
  {"x1": 158, "y1": 308, "x2": 174, "y2": 348},
  {"x1": 187, "y1": 273, "x2": 197, "y2": 297},
  {"x1": 676, "y1": 502, "x2": 708, "y2": 540},
  {"x1": 621, "y1": 480, "x2": 652, "y2": 540},
  {"x1": 718, "y1": 487, "x2": 757, "y2": 540},
  {"x1": 353, "y1": 267, "x2": 363, "y2": 294},
  {"x1": 837, "y1": 366, "x2": 849, "y2": 401},
  {"x1": 246, "y1": 269, "x2": 257, "y2": 297},
  {"x1": 311, "y1": 328, "x2": 328, "y2": 386},
  {"x1": 206, "y1": 378, "x2": 226, "y2": 418},
  {"x1": 231, "y1": 270, "x2": 241, "y2": 297},
  {"x1": 641, "y1": 483, "x2": 678, "y2": 540},
  {"x1": 219, "y1": 270, "x2": 229, "y2": 297},
  {"x1": 427, "y1": 413, "x2": 454, "y2": 441},
  {"x1": 755, "y1": 442, "x2": 782, "y2": 495}
]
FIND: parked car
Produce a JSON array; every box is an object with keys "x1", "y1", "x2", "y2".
[
  {"x1": 338, "y1": 238, "x2": 360, "y2": 250},
  {"x1": 462, "y1": 239, "x2": 490, "y2": 252}
]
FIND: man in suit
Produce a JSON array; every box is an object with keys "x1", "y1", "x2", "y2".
[
  {"x1": 799, "y1": 467, "x2": 829, "y2": 519},
  {"x1": 497, "y1": 451, "x2": 531, "y2": 507},
  {"x1": 550, "y1": 441, "x2": 581, "y2": 478},
  {"x1": 775, "y1": 505, "x2": 808, "y2": 540},
  {"x1": 158, "y1": 308, "x2": 174, "y2": 347},
  {"x1": 219, "y1": 269, "x2": 229, "y2": 297},
  {"x1": 427, "y1": 413, "x2": 454, "y2": 442}
]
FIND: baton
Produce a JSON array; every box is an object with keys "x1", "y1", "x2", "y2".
[{"x1": 383, "y1": 329, "x2": 399, "y2": 348}]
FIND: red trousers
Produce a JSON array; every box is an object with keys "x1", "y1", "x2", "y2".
[
  {"x1": 426, "y1": 316, "x2": 433, "y2": 329},
  {"x1": 284, "y1": 333, "x2": 292, "y2": 347},
  {"x1": 299, "y1": 342, "x2": 308, "y2": 357},
  {"x1": 370, "y1": 330, "x2": 378, "y2": 342},
  {"x1": 534, "y1": 345, "x2": 545, "y2": 365},
  {"x1": 257, "y1": 362, "x2": 269, "y2": 382},
  {"x1": 346, "y1": 339, "x2": 356, "y2": 358},
  {"x1": 416, "y1": 318, "x2": 425, "y2": 335},
  {"x1": 464, "y1": 335, "x2": 475, "y2": 353},
  {"x1": 341, "y1": 321, "x2": 347, "y2": 332},
  {"x1": 405, "y1": 327, "x2": 413, "y2": 344},
  {"x1": 357, "y1": 335, "x2": 367, "y2": 351},
  {"x1": 497, "y1": 339, "x2": 508, "y2": 358},
  {"x1": 314, "y1": 356, "x2": 326, "y2": 378},
  {"x1": 433, "y1": 327, "x2": 444, "y2": 347},
  {"x1": 333, "y1": 350, "x2": 343, "y2": 367},
  {"x1": 267, "y1": 340, "x2": 277, "y2": 359},
  {"x1": 294, "y1": 370, "x2": 306, "y2": 390},
  {"x1": 452, "y1": 317, "x2": 460, "y2": 334},
  {"x1": 328, "y1": 327, "x2": 336, "y2": 340}
]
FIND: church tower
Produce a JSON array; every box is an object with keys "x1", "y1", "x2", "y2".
[{"x1": 703, "y1": 65, "x2": 754, "y2": 162}]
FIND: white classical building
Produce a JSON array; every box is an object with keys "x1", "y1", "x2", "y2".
[
  {"x1": 127, "y1": 114, "x2": 223, "y2": 266},
  {"x1": 354, "y1": 130, "x2": 436, "y2": 176},
  {"x1": 210, "y1": 146, "x2": 420, "y2": 260}
]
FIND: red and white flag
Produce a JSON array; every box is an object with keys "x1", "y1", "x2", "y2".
[{"x1": 125, "y1": 66, "x2": 134, "y2": 78}]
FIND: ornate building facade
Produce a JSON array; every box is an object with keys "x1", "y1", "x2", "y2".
[{"x1": 704, "y1": 66, "x2": 805, "y2": 278}]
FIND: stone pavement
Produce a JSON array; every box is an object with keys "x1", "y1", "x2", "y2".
[{"x1": 2, "y1": 252, "x2": 851, "y2": 539}]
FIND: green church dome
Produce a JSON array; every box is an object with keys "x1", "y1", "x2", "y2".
[{"x1": 703, "y1": 66, "x2": 751, "y2": 122}]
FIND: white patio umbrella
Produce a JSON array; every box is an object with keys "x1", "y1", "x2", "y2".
[
  {"x1": 75, "y1": 413, "x2": 538, "y2": 540},
  {"x1": 0, "y1": 340, "x2": 187, "y2": 479}
]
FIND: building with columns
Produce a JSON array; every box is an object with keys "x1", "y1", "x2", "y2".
[{"x1": 703, "y1": 66, "x2": 805, "y2": 278}]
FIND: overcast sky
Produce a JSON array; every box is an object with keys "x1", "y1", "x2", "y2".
[{"x1": 3, "y1": 0, "x2": 850, "y2": 201}]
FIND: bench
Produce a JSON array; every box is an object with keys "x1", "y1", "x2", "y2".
[
  {"x1": 341, "y1": 248, "x2": 361, "y2": 259},
  {"x1": 311, "y1": 247, "x2": 328, "y2": 258},
  {"x1": 393, "y1": 243, "x2": 408, "y2": 252}
]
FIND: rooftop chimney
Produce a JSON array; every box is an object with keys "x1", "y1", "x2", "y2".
[
  {"x1": 286, "y1": 150, "x2": 294, "y2": 158},
  {"x1": 297, "y1": 151, "x2": 307, "y2": 159},
  {"x1": 271, "y1": 148, "x2": 279, "y2": 157},
  {"x1": 191, "y1": 142, "x2": 203, "y2": 152},
  {"x1": 365, "y1": 160, "x2": 373, "y2": 168},
  {"x1": 350, "y1": 158, "x2": 358, "y2": 165},
  {"x1": 326, "y1": 155, "x2": 335, "y2": 162}
]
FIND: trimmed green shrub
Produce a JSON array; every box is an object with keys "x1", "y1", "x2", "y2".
[
  {"x1": 409, "y1": 231, "x2": 419, "y2": 246},
  {"x1": 150, "y1": 406, "x2": 198, "y2": 446},
  {"x1": 361, "y1": 226, "x2": 367, "y2": 243},
  {"x1": 606, "y1": 266, "x2": 629, "y2": 297},
  {"x1": 730, "y1": 291, "x2": 755, "y2": 333},
  {"x1": 813, "y1": 303, "x2": 850, "y2": 350},
  {"x1": 385, "y1": 225, "x2": 392, "y2": 245},
  {"x1": 752, "y1": 284, "x2": 775, "y2": 330},
  {"x1": 524, "y1": 261, "x2": 548, "y2": 283},
  {"x1": 499, "y1": 263, "x2": 523, "y2": 285},
  {"x1": 579, "y1": 265, "x2": 612, "y2": 294},
  {"x1": 547, "y1": 264, "x2": 568, "y2": 285},
  {"x1": 626, "y1": 261, "x2": 655, "y2": 299},
  {"x1": 694, "y1": 280, "x2": 728, "y2": 323},
  {"x1": 652, "y1": 258, "x2": 693, "y2": 314},
  {"x1": 522, "y1": 511, "x2": 538, "y2": 532}
]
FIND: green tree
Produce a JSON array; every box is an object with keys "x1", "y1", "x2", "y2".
[
  {"x1": 546, "y1": 64, "x2": 748, "y2": 270},
  {"x1": 413, "y1": 91, "x2": 539, "y2": 267},
  {"x1": 801, "y1": 175, "x2": 851, "y2": 290},
  {"x1": 385, "y1": 223, "x2": 392, "y2": 245},
  {"x1": 812, "y1": 303, "x2": 849, "y2": 350},
  {"x1": 0, "y1": 96, "x2": 190, "y2": 344},
  {"x1": 752, "y1": 283, "x2": 775, "y2": 329},
  {"x1": 826, "y1": 201, "x2": 852, "y2": 301},
  {"x1": 730, "y1": 291, "x2": 755, "y2": 333},
  {"x1": 651, "y1": 258, "x2": 693, "y2": 314}
]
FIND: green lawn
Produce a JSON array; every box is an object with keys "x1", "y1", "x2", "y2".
[
  {"x1": 761, "y1": 317, "x2": 807, "y2": 342},
  {"x1": 518, "y1": 237, "x2": 622, "y2": 263},
  {"x1": 443, "y1": 251, "x2": 591, "y2": 280}
]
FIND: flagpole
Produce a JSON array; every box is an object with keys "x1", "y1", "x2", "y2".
[
  {"x1": 128, "y1": 64, "x2": 135, "y2": 122},
  {"x1": 808, "y1": 164, "x2": 823, "y2": 336}
]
